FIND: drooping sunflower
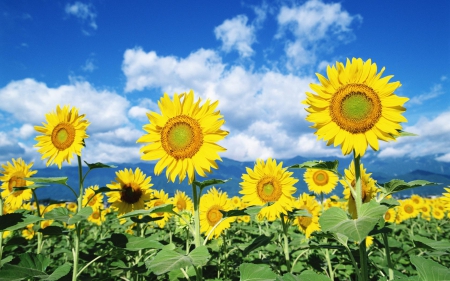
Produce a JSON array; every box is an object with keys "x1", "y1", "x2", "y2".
[
  {"x1": 341, "y1": 160, "x2": 378, "y2": 219},
  {"x1": 34, "y1": 105, "x2": 90, "y2": 169},
  {"x1": 200, "y1": 187, "x2": 235, "y2": 239},
  {"x1": 0, "y1": 158, "x2": 37, "y2": 210},
  {"x1": 147, "y1": 189, "x2": 173, "y2": 228},
  {"x1": 137, "y1": 90, "x2": 228, "y2": 184},
  {"x1": 303, "y1": 58, "x2": 409, "y2": 157},
  {"x1": 106, "y1": 168, "x2": 153, "y2": 215},
  {"x1": 292, "y1": 193, "x2": 321, "y2": 238},
  {"x1": 303, "y1": 168, "x2": 338, "y2": 195},
  {"x1": 240, "y1": 158, "x2": 298, "y2": 221},
  {"x1": 172, "y1": 190, "x2": 194, "y2": 213}
]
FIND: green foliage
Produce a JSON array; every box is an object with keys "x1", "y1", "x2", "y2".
[
  {"x1": 239, "y1": 263, "x2": 278, "y2": 281},
  {"x1": 410, "y1": 256, "x2": 450, "y2": 281},
  {"x1": 288, "y1": 160, "x2": 339, "y2": 174},
  {"x1": 43, "y1": 206, "x2": 92, "y2": 224},
  {"x1": 379, "y1": 179, "x2": 438, "y2": 196},
  {"x1": 146, "y1": 246, "x2": 210, "y2": 275},
  {"x1": 0, "y1": 213, "x2": 44, "y2": 231}
]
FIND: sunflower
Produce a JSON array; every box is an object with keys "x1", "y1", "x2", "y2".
[
  {"x1": 0, "y1": 158, "x2": 37, "y2": 210},
  {"x1": 442, "y1": 187, "x2": 450, "y2": 212},
  {"x1": 200, "y1": 187, "x2": 235, "y2": 239},
  {"x1": 34, "y1": 105, "x2": 90, "y2": 169},
  {"x1": 87, "y1": 210, "x2": 106, "y2": 226},
  {"x1": 383, "y1": 208, "x2": 397, "y2": 223},
  {"x1": 172, "y1": 190, "x2": 194, "y2": 213},
  {"x1": 397, "y1": 199, "x2": 419, "y2": 222},
  {"x1": 137, "y1": 90, "x2": 228, "y2": 184},
  {"x1": 303, "y1": 58, "x2": 409, "y2": 157},
  {"x1": 106, "y1": 168, "x2": 153, "y2": 215},
  {"x1": 303, "y1": 168, "x2": 338, "y2": 195},
  {"x1": 341, "y1": 160, "x2": 378, "y2": 219},
  {"x1": 240, "y1": 158, "x2": 298, "y2": 221},
  {"x1": 22, "y1": 224, "x2": 35, "y2": 240},
  {"x1": 292, "y1": 193, "x2": 321, "y2": 238},
  {"x1": 147, "y1": 189, "x2": 173, "y2": 228},
  {"x1": 82, "y1": 185, "x2": 104, "y2": 211}
]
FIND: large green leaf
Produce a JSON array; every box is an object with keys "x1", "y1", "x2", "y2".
[
  {"x1": 188, "y1": 246, "x2": 210, "y2": 267},
  {"x1": 242, "y1": 234, "x2": 274, "y2": 257},
  {"x1": 0, "y1": 213, "x2": 44, "y2": 231},
  {"x1": 319, "y1": 200, "x2": 388, "y2": 243},
  {"x1": 288, "y1": 160, "x2": 339, "y2": 174},
  {"x1": 109, "y1": 233, "x2": 164, "y2": 251},
  {"x1": 67, "y1": 207, "x2": 93, "y2": 224},
  {"x1": 84, "y1": 161, "x2": 117, "y2": 170},
  {"x1": 193, "y1": 178, "x2": 230, "y2": 190},
  {"x1": 24, "y1": 177, "x2": 68, "y2": 185},
  {"x1": 297, "y1": 270, "x2": 331, "y2": 281},
  {"x1": 413, "y1": 235, "x2": 450, "y2": 252},
  {"x1": 38, "y1": 226, "x2": 68, "y2": 236},
  {"x1": 380, "y1": 179, "x2": 438, "y2": 195},
  {"x1": 43, "y1": 207, "x2": 92, "y2": 224},
  {"x1": 41, "y1": 263, "x2": 71, "y2": 281},
  {"x1": 410, "y1": 255, "x2": 450, "y2": 281},
  {"x1": 240, "y1": 263, "x2": 277, "y2": 281},
  {"x1": 146, "y1": 249, "x2": 193, "y2": 275}
]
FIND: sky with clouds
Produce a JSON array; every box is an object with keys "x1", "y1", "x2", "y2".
[{"x1": 1, "y1": 0, "x2": 449, "y2": 168}]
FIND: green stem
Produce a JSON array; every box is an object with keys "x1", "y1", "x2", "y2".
[
  {"x1": 31, "y1": 189, "x2": 43, "y2": 254},
  {"x1": 382, "y1": 232, "x2": 394, "y2": 280},
  {"x1": 191, "y1": 178, "x2": 203, "y2": 281},
  {"x1": 359, "y1": 239, "x2": 369, "y2": 281},
  {"x1": 344, "y1": 245, "x2": 361, "y2": 280},
  {"x1": 353, "y1": 151, "x2": 363, "y2": 218},
  {"x1": 72, "y1": 155, "x2": 84, "y2": 281},
  {"x1": 324, "y1": 239, "x2": 334, "y2": 280},
  {"x1": 280, "y1": 214, "x2": 291, "y2": 272}
]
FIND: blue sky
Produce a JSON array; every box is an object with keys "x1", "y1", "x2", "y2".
[{"x1": 1, "y1": 0, "x2": 449, "y2": 168}]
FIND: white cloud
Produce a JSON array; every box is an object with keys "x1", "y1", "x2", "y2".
[
  {"x1": 84, "y1": 142, "x2": 141, "y2": 164},
  {"x1": 214, "y1": 15, "x2": 256, "y2": 57},
  {"x1": 65, "y1": 2, "x2": 97, "y2": 34},
  {"x1": 276, "y1": 0, "x2": 361, "y2": 68},
  {"x1": 409, "y1": 84, "x2": 444, "y2": 105},
  {"x1": 128, "y1": 98, "x2": 159, "y2": 121},
  {"x1": 93, "y1": 126, "x2": 143, "y2": 145},
  {"x1": 220, "y1": 133, "x2": 274, "y2": 161},
  {"x1": 82, "y1": 58, "x2": 97, "y2": 72},
  {"x1": 0, "y1": 78, "x2": 129, "y2": 133}
]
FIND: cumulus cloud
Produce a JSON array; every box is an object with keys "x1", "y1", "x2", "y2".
[
  {"x1": 65, "y1": 2, "x2": 97, "y2": 34},
  {"x1": 82, "y1": 58, "x2": 97, "y2": 72},
  {"x1": 409, "y1": 84, "x2": 444, "y2": 105},
  {"x1": 276, "y1": 0, "x2": 361, "y2": 68},
  {"x1": 214, "y1": 15, "x2": 256, "y2": 57}
]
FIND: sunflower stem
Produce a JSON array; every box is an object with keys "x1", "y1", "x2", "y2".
[
  {"x1": 280, "y1": 214, "x2": 291, "y2": 272},
  {"x1": 72, "y1": 155, "x2": 84, "y2": 281},
  {"x1": 31, "y1": 189, "x2": 43, "y2": 254},
  {"x1": 382, "y1": 232, "x2": 394, "y2": 280},
  {"x1": 191, "y1": 179, "x2": 203, "y2": 281}
]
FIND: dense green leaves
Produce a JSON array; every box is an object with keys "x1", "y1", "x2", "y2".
[
  {"x1": 43, "y1": 207, "x2": 92, "y2": 224},
  {"x1": 240, "y1": 263, "x2": 278, "y2": 281},
  {"x1": 242, "y1": 234, "x2": 274, "y2": 257},
  {"x1": 146, "y1": 246, "x2": 210, "y2": 275},
  {"x1": 109, "y1": 233, "x2": 164, "y2": 251},
  {"x1": 410, "y1": 256, "x2": 450, "y2": 281},
  {"x1": 0, "y1": 213, "x2": 44, "y2": 231},
  {"x1": 413, "y1": 235, "x2": 450, "y2": 252}
]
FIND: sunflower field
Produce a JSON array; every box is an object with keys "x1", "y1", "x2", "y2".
[{"x1": 0, "y1": 58, "x2": 449, "y2": 281}]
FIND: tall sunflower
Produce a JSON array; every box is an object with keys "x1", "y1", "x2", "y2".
[
  {"x1": 341, "y1": 160, "x2": 378, "y2": 219},
  {"x1": 106, "y1": 168, "x2": 153, "y2": 215},
  {"x1": 0, "y1": 158, "x2": 37, "y2": 210},
  {"x1": 137, "y1": 90, "x2": 228, "y2": 184},
  {"x1": 240, "y1": 158, "x2": 298, "y2": 221},
  {"x1": 199, "y1": 187, "x2": 235, "y2": 239},
  {"x1": 34, "y1": 105, "x2": 90, "y2": 168},
  {"x1": 303, "y1": 168, "x2": 338, "y2": 195},
  {"x1": 303, "y1": 58, "x2": 409, "y2": 157}
]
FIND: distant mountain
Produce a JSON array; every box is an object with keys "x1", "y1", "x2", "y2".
[{"x1": 33, "y1": 155, "x2": 450, "y2": 202}]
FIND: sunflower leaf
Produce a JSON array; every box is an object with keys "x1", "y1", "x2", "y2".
[
  {"x1": 12, "y1": 184, "x2": 47, "y2": 191},
  {"x1": 413, "y1": 235, "x2": 450, "y2": 252},
  {"x1": 193, "y1": 178, "x2": 231, "y2": 190},
  {"x1": 188, "y1": 246, "x2": 210, "y2": 267},
  {"x1": 242, "y1": 234, "x2": 274, "y2": 257},
  {"x1": 319, "y1": 200, "x2": 388, "y2": 243},
  {"x1": 67, "y1": 207, "x2": 93, "y2": 224},
  {"x1": 379, "y1": 179, "x2": 438, "y2": 195},
  {"x1": 0, "y1": 213, "x2": 44, "y2": 231},
  {"x1": 410, "y1": 255, "x2": 450, "y2": 281},
  {"x1": 38, "y1": 226, "x2": 68, "y2": 236},
  {"x1": 120, "y1": 204, "x2": 175, "y2": 218},
  {"x1": 146, "y1": 249, "x2": 193, "y2": 275},
  {"x1": 24, "y1": 177, "x2": 68, "y2": 185},
  {"x1": 84, "y1": 161, "x2": 117, "y2": 170},
  {"x1": 239, "y1": 263, "x2": 277, "y2": 281},
  {"x1": 288, "y1": 160, "x2": 339, "y2": 174},
  {"x1": 394, "y1": 130, "x2": 418, "y2": 138}
]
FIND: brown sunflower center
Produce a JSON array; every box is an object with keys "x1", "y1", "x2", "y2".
[
  {"x1": 176, "y1": 198, "x2": 186, "y2": 211},
  {"x1": 8, "y1": 173, "x2": 26, "y2": 193},
  {"x1": 92, "y1": 211, "x2": 100, "y2": 220},
  {"x1": 257, "y1": 176, "x2": 282, "y2": 203},
  {"x1": 297, "y1": 216, "x2": 312, "y2": 230},
  {"x1": 330, "y1": 84, "x2": 382, "y2": 134},
  {"x1": 153, "y1": 200, "x2": 165, "y2": 216},
  {"x1": 404, "y1": 204, "x2": 414, "y2": 214},
  {"x1": 120, "y1": 183, "x2": 142, "y2": 204},
  {"x1": 161, "y1": 115, "x2": 203, "y2": 160},
  {"x1": 312, "y1": 170, "x2": 329, "y2": 186},
  {"x1": 384, "y1": 212, "x2": 391, "y2": 221},
  {"x1": 51, "y1": 123, "x2": 76, "y2": 150},
  {"x1": 207, "y1": 206, "x2": 223, "y2": 226}
]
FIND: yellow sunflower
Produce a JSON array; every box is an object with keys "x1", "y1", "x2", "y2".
[
  {"x1": 34, "y1": 105, "x2": 90, "y2": 168},
  {"x1": 87, "y1": 210, "x2": 106, "y2": 226},
  {"x1": 82, "y1": 185, "x2": 104, "y2": 211},
  {"x1": 303, "y1": 58, "x2": 409, "y2": 157},
  {"x1": 240, "y1": 158, "x2": 298, "y2": 221},
  {"x1": 383, "y1": 208, "x2": 397, "y2": 223},
  {"x1": 441, "y1": 188, "x2": 450, "y2": 212},
  {"x1": 22, "y1": 224, "x2": 35, "y2": 240},
  {"x1": 341, "y1": 160, "x2": 378, "y2": 219},
  {"x1": 303, "y1": 168, "x2": 338, "y2": 195},
  {"x1": 292, "y1": 193, "x2": 321, "y2": 238},
  {"x1": 397, "y1": 199, "x2": 419, "y2": 222},
  {"x1": 106, "y1": 168, "x2": 153, "y2": 215},
  {"x1": 200, "y1": 187, "x2": 235, "y2": 239},
  {"x1": 147, "y1": 189, "x2": 173, "y2": 228},
  {"x1": 137, "y1": 90, "x2": 228, "y2": 184},
  {"x1": 172, "y1": 190, "x2": 194, "y2": 213},
  {"x1": 0, "y1": 158, "x2": 37, "y2": 210}
]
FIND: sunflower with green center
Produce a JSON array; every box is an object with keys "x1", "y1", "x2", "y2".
[
  {"x1": 106, "y1": 168, "x2": 153, "y2": 215},
  {"x1": 172, "y1": 190, "x2": 194, "y2": 213},
  {"x1": 137, "y1": 90, "x2": 228, "y2": 184},
  {"x1": 147, "y1": 189, "x2": 173, "y2": 228},
  {"x1": 292, "y1": 193, "x2": 321, "y2": 238},
  {"x1": 0, "y1": 158, "x2": 37, "y2": 210},
  {"x1": 304, "y1": 168, "x2": 338, "y2": 195},
  {"x1": 200, "y1": 187, "x2": 235, "y2": 239},
  {"x1": 240, "y1": 158, "x2": 298, "y2": 221},
  {"x1": 341, "y1": 160, "x2": 378, "y2": 219},
  {"x1": 303, "y1": 58, "x2": 409, "y2": 157},
  {"x1": 34, "y1": 105, "x2": 90, "y2": 168}
]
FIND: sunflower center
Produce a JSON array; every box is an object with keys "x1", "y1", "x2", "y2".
[
  {"x1": 298, "y1": 216, "x2": 312, "y2": 230},
  {"x1": 120, "y1": 183, "x2": 142, "y2": 204},
  {"x1": 313, "y1": 170, "x2": 329, "y2": 186},
  {"x1": 404, "y1": 204, "x2": 414, "y2": 214},
  {"x1": 161, "y1": 115, "x2": 203, "y2": 160},
  {"x1": 9, "y1": 174, "x2": 26, "y2": 192},
  {"x1": 257, "y1": 176, "x2": 282, "y2": 203},
  {"x1": 92, "y1": 211, "x2": 100, "y2": 220},
  {"x1": 384, "y1": 212, "x2": 391, "y2": 221},
  {"x1": 154, "y1": 200, "x2": 165, "y2": 216},
  {"x1": 207, "y1": 206, "x2": 223, "y2": 226},
  {"x1": 51, "y1": 123, "x2": 76, "y2": 150},
  {"x1": 88, "y1": 195, "x2": 97, "y2": 206},
  {"x1": 176, "y1": 199, "x2": 186, "y2": 211},
  {"x1": 330, "y1": 84, "x2": 382, "y2": 134}
]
